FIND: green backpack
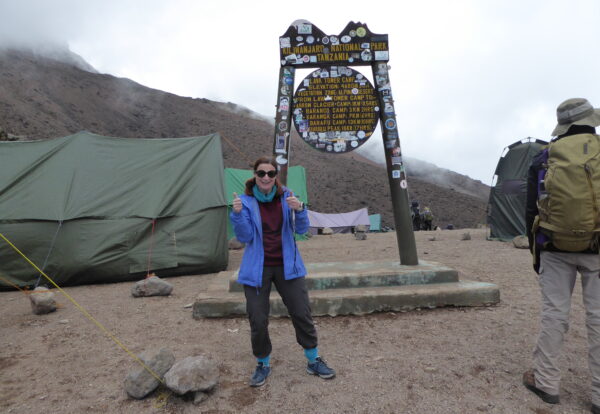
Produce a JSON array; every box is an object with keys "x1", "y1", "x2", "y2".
[{"x1": 535, "y1": 133, "x2": 600, "y2": 252}]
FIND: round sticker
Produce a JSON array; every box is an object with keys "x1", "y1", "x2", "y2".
[
  {"x1": 351, "y1": 140, "x2": 358, "y2": 147},
  {"x1": 306, "y1": 35, "x2": 315, "y2": 44},
  {"x1": 357, "y1": 130, "x2": 366, "y2": 139},
  {"x1": 341, "y1": 35, "x2": 351, "y2": 43},
  {"x1": 321, "y1": 36, "x2": 329, "y2": 44},
  {"x1": 400, "y1": 179, "x2": 408, "y2": 189},
  {"x1": 302, "y1": 55, "x2": 310, "y2": 63},
  {"x1": 356, "y1": 27, "x2": 367, "y2": 37},
  {"x1": 276, "y1": 155, "x2": 288, "y2": 165},
  {"x1": 296, "y1": 36, "x2": 303, "y2": 41},
  {"x1": 385, "y1": 119, "x2": 396, "y2": 130},
  {"x1": 326, "y1": 145, "x2": 333, "y2": 152},
  {"x1": 278, "y1": 121, "x2": 288, "y2": 131},
  {"x1": 349, "y1": 30, "x2": 356, "y2": 37},
  {"x1": 351, "y1": 88, "x2": 359, "y2": 95},
  {"x1": 330, "y1": 36, "x2": 338, "y2": 43}
]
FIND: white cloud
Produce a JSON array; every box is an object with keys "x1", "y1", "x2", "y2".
[{"x1": 1, "y1": 0, "x2": 599, "y2": 183}]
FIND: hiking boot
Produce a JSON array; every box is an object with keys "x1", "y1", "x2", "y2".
[
  {"x1": 249, "y1": 362, "x2": 270, "y2": 387},
  {"x1": 522, "y1": 369, "x2": 559, "y2": 404},
  {"x1": 307, "y1": 357, "x2": 336, "y2": 379}
]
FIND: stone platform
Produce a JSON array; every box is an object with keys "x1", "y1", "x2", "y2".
[{"x1": 193, "y1": 260, "x2": 500, "y2": 318}]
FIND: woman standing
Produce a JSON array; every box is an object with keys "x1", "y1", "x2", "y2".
[{"x1": 231, "y1": 156, "x2": 335, "y2": 387}]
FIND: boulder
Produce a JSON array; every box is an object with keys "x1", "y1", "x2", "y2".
[
  {"x1": 321, "y1": 227, "x2": 334, "y2": 235},
  {"x1": 29, "y1": 286, "x2": 57, "y2": 315},
  {"x1": 164, "y1": 355, "x2": 219, "y2": 395},
  {"x1": 512, "y1": 235, "x2": 529, "y2": 249},
  {"x1": 124, "y1": 348, "x2": 175, "y2": 399},
  {"x1": 131, "y1": 276, "x2": 173, "y2": 297},
  {"x1": 355, "y1": 232, "x2": 367, "y2": 240},
  {"x1": 460, "y1": 233, "x2": 471, "y2": 241}
]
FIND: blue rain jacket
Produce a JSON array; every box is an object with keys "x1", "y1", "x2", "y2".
[{"x1": 230, "y1": 188, "x2": 309, "y2": 287}]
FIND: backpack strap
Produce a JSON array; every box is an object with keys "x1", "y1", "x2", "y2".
[{"x1": 538, "y1": 220, "x2": 600, "y2": 235}]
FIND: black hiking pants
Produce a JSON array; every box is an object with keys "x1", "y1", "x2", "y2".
[{"x1": 244, "y1": 266, "x2": 318, "y2": 358}]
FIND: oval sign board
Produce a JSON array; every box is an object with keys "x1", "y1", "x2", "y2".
[{"x1": 292, "y1": 66, "x2": 379, "y2": 154}]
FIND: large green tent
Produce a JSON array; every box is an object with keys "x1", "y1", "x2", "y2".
[
  {"x1": 0, "y1": 131, "x2": 228, "y2": 288},
  {"x1": 224, "y1": 166, "x2": 308, "y2": 240},
  {"x1": 487, "y1": 137, "x2": 547, "y2": 241}
]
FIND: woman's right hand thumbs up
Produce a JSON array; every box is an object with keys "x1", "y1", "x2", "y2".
[{"x1": 232, "y1": 192, "x2": 242, "y2": 214}]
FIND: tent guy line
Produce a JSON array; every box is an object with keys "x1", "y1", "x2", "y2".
[{"x1": 0, "y1": 231, "x2": 167, "y2": 387}]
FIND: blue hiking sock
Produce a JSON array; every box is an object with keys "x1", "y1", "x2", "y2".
[
  {"x1": 257, "y1": 355, "x2": 270, "y2": 367},
  {"x1": 304, "y1": 347, "x2": 318, "y2": 363}
]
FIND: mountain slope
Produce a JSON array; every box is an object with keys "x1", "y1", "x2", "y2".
[{"x1": 0, "y1": 48, "x2": 488, "y2": 228}]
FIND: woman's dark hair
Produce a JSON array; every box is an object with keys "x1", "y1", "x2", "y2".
[{"x1": 244, "y1": 156, "x2": 284, "y2": 196}]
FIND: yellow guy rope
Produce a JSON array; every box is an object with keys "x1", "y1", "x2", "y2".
[{"x1": 0, "y1": 232, "x2": 166, "y2": 386}]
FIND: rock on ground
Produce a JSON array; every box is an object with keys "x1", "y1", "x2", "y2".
[
  {"x1": 124, "y1": 348, "x2": 175, "y2": 399},
  {"x1": 512, "y1": 235, "x2": 529, "y2": 249},
  {"x1": 29, "y1": 286, "x2": 57, "y2": 315},
  {"x1": 164, "y1": 355, "x2": 219, "y2": 395},
  {"x1": 131, "y1": 276, "x2": 173, "y2": 297}
]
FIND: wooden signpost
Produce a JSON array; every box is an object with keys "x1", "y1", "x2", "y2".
[{"x1": 272, "y1": 20, "x2": 418, "y2": 265}]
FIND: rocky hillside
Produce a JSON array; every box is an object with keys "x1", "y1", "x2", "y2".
[{"x1": 0, "y1": 47, "x2": 489, "y2": 229}]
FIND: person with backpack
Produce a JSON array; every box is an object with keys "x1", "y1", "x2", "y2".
[
  {"x1": 411, "y1": 200, "x2": 421, "y2": 231},
  {"x1": 422, "y1": 206, "x2": 434, "y2": 231},
  {"x1": 524, "y1": 98, "x2": 600, "y2": 411},
  {"x1": 231, "y1": 156, "x2": 335, "y2": 387}
]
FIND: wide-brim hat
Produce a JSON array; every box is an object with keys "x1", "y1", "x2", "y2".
[{"x1": 552, "y1": 98, "x2": 600, "y2": 136}]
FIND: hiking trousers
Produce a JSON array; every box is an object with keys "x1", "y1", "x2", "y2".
[
  {"x1": 533, "y1": 251, "x2": 600, "y2": 404},
  {"x1": 244, "y1": 266, "x2": 318, "y2": 359}
]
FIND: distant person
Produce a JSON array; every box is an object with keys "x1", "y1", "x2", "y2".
[
  {"x1": 422, "y1": 207, "x2": 433, "y2": 231},
  {"x1": 524, "y1": 98, "x2": 600, "y2": 411},
  {"x1": 411, "y1": 200, "x2": 421, "y2": 231},
  {"x1": 230, "y1": 156, "x2": 335, "y2": 387}
]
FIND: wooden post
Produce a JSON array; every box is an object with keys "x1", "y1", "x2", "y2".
[
  {"x1": 272, "y1": 66, "x2": 295, "y2": 185},
  {"x1": 372, "y1": 62, "x2": 418, "y2": 265}
]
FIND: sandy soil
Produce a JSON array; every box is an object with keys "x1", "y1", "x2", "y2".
[{"x1": 0, "y1": 228, "x2": 596, "y2": 413}]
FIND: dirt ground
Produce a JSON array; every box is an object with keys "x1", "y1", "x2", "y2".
[{"x1": 0, "y1": 228, "x2": 596, "y2": 413}]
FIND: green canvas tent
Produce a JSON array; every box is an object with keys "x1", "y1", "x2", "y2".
[
  {"x1": 0, "y1": 131, "x2": 228, "y2": 288},
  {"x1": 487, "y1": 137, "x2": 547, "y2": 241},
  {"x1": 224, "y1": 166, "x2": 308, "y2": 240}
]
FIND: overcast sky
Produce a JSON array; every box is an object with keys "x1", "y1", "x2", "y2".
[{"x1": 1, "y1": 0, "x2": 599, "y2": 184}]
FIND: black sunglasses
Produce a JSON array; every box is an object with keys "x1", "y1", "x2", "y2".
[{"x1": 255, "y1": 170, "x2": 277, "y2": 178}]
